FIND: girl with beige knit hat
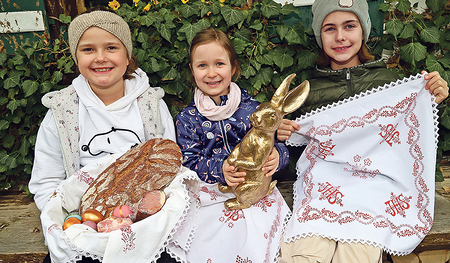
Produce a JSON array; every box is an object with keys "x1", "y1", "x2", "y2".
[
  {"x1": 29, "y1": 8, "x2": 181, "y2": 263},
  {"x1": 277, "y1": 0, "x2": 448, "y2": 262}
]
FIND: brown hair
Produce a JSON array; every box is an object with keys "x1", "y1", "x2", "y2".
[
  {"x1": 189, "y1": 27, "x2": 241, "y2": 83},
  {"x1": 316, "y1": 41, "x2": 374, "y2": 68}
]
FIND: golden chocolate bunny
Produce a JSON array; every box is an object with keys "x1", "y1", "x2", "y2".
[{"x1": 219, "y1": 73, "x2": 309, "y2": 210}]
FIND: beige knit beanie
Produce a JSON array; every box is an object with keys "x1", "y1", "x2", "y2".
[
  {"x1": 312, "y1": 0, "x2": 371, "y2": 48},
  {"x1": 68, "y1": 10, "x2": 132, "y2": 64}
]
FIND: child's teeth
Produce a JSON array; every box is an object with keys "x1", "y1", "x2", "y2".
[{"x1": 95, "y1": 68, "x2": 110, "y2": 72}]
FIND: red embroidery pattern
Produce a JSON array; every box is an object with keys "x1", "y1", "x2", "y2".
[
  {"x1": 121, "y1": 226, "x2": 136, "y2": 253},
  {"x1": 343, "y1": 155, "x2": 380, "y2": 179},
  {"x1": 317, "y1": 139, "x2": 335, "y2": 159},
  {"x1": 253, "y1": 195, "x2": 276, "y2": 212},
  {"x1": 379, "y1": 123, "x2": 401, "y2": 146},
  {"x1": 318, "y1": 182, "x2": 344, "y2": 206},
  {"x1": 263, "y1": 190, "x2": 284, "y2": 263},
  {"x1": 74, "y1": 169, "x2": 94, "y2": 185},
  {"x1": 219, "y1": 209, "x2": 245, "y2": 228},
  {"x1": 48, "y1": 224, "x2": 61, "y2": 235},
  {"x1": 296, "y1": 91, "x2": 433, "y2": 238},
  {"x1": 385, "y1": 192, "x2": 412, "y2": 218},
  {"x1": 200, "y1": 186, "x2": 220, "y2": 201},
  {"x1": 236, "y1": 255, "x2": 252, "y2": 263}
]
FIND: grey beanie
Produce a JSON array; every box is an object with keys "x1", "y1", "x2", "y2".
[
  {"x1": 312, "y1": 0, "x2": 371, "y2": 48},
  {"x1": 68, "y1": 10, "x2": 132, "y2": 64}
]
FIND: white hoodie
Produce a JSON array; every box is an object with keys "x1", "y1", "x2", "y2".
[{"x1": 29, "y1": 69, "x2": 175, "y2": 210}]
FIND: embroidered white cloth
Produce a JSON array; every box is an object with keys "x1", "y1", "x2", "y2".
[
  {"x1": 40, "y1": 154, "x2": 199, "y2": 263},
  {"x1": 284, "y1": 73, "x2": 438, "y2": 256},
  {"x1": 167, "y1": 181, "x2": 291, "y2": 263}
]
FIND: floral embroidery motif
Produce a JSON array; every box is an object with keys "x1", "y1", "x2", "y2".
[
  {"x1": 200, "y1": 186, "x2": 220, "y2": 201},
  {"x1": 74, "y1": 169, "x2": 94, "y2": 185},
  {"x1": 121, "y1": 226, "x2": 136, "y2": 253},
  {"x1": 236, "y1": 255, "x2": 252, "y2": 263},
  {"x1": 253, "y1": 195, "x2": 276, "y2": 212},
  {"x1": 343, "y1": 155, "x2": 380, "y2": 179}
]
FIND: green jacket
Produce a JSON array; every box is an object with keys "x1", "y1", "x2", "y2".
[{"x1": 292, "y1": 58, "x2": 400, "y2": 119}]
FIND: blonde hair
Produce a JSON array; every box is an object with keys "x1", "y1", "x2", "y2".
[{"x1": 189, "y1": 27, "x2": 241, "y2": 83}]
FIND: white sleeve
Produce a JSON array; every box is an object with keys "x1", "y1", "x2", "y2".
[
  {"x1": 29, "y1": 110, "x2": 67, "y2": 211},
  {"x1": 159, "y1": 99, "x2": 176, "y2": 142}
]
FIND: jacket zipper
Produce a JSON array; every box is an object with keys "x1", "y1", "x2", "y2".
[
  {"x1": 346, "y1": 68, "x2": 353, "y2": 95},
  {"x1": 219, "y1": 120, "x2": 232, "y2": 154}
]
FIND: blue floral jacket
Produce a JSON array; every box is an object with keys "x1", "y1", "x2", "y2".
[{"x1": 176, "y1": 87, "x2": 289, "y2": 184}]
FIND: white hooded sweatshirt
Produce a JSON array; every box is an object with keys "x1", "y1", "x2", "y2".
[{"x1": 29, "y1": 68, "x2": 175, "y2": 210}]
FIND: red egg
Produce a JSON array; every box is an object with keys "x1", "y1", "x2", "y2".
[
  {"x1": 82, "y1": 220, "x2": 98, "y2": 231},
  {"x1": 63, "y1": 217, "x2": 82, "y2": 230},
  {"x1": 113, "y1": 205, "x2": 133, "y2": 218},
  {"x1": 81, "y1": 209, "x2": 105, "y2": 223}
]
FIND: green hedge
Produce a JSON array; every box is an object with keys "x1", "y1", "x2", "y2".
[{"x1": 1, "y1": 0, "x2": 449, "y2": 193}]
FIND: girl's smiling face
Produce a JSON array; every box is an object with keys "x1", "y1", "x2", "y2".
[
  {"x1": 76, "y1": 26, "x2": 129, "y2": 104},
  {"x1": 321, "y1": 11, "x2": 364, "y2": 70},
  {"x1": 190, "y1": 40, "x2": 235, "y2": 105}
]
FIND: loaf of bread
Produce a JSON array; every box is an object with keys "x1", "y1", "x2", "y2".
[{"x1": 80, "y1": 138, "x2": 182, "y2": 217}]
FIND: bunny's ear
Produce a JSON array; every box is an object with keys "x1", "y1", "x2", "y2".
[
  {"x1": 271, "y1": 73, "x2": 297, "y2": 108},
  {"x1": 280, "y1": 80, "x2": 310, "y2": 116}
]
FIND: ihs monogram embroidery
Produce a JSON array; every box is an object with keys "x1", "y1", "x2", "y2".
[
  {"x1": 379, "y1": 123, "x2": 401, "y2": 146},
  {"x1": 385, "y1": 192, "x2": 412, "y2": 218},
  {"x1": 318, "y1": 182, "x2": 344, "y2": 206},
  {"x1": 317, "y1": 139, "x2": 335, "y2": 159}
]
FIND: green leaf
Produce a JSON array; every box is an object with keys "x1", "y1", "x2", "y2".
[
  {"x1": 0, "y1": 151, "x2": 7, "y2": 164},
  {"x1": 179, "y1": 23, "x2": 201, "y2": 45},
  {"x1": 231, "y1": 38, "x2": 248, "y2": 55},
  {"x1": 256, "y1": 53, "x2": 273, "y2": 66},
  {"x1": 426, "y1": 0, "x2": 446, "y2": 14},
  {"x1": 233, "y1": 28, "x2": 252, "y2": 42},
  {"x1": 2, "y1": 135, "x2": 15, "y2": 149},
  {"x1": 385, "y1": 20, "x2": 404, "y2": 38},
  {"x1": 59, "y1": 13, "x2": 71, "y2": 24},
  {"x1": 158, "y1": 23, "x2": 173, "y2": 42},
  {"x1": 296, "y1": 49, "x2": 317, "y2": 70},
  {"x1": 241, "y1": 63, "x2": 257, "y2": 79},
  {"x1": 52, "y1": 71, "x2": 63, "y2": 84},
  {"x1": 137, "y1": 32, "x2": 149, "y2": 43},
  {"x1": 138, "y1": 13, "x2": 157, "y2": 26},
  {"x1": 396, "y1": 0, "x2": 411, "y2": 15},
  {"x1": 276, "y1": 25, "x2": 289, "y2": 41},
  {"x1": 255, "y1": 67, "x2": 273, "y2": 86},
  {"x1": 24, "y1": 48, "x2": 35, "y2": 59},
  {"x1": 426, "y1": 55, "x2": 444, "y2": 74},
  {"x1": 285, "y1": 28, "x2": 305, "y2": 45},
  {"x1": 177, "y1": 3, "x2": 199, "y2": 18},
  {"x1": 398, "y1": 24, "x2": 415, "y2": 39},
  {"x1": 0, "y1": 120, "x2": 9, "y2": 130},
  {"x1": 0, "y1": 96, "x2": 7, "y2": 105},
  {"x1": 261, "y1": 2, "x2": 280, "y2": 18},
  {"x1": 6, "y1": 154, "x2": 18, "y2": 169},
  {"x1": 3, "y1": 75, "x2": 20, "y2": 89},
  {"x1": 162, "y1": 67, "x2": 180, "y2": 81},
  {"x1": 0, "y1": 53, "x2": 7, "y2": 66},
  {"x1": 162, "y1": 80, "x2": 186, "y2": 96},
  {"x1": 40, "y1": 81, "x2": 54, "y2": 94},
  {"x1": 438, "y1": 56, "x2": 450, "y2": 68},
  {"x1": 221, "y1": 6, "x2": 245, "y2": 27},
  {"x1": 19, "y1": 137, "x2": 30, "y2": 156},
  {"x1": 22, "y1": 80, "x2": 39, "y2": 97},
  {"x1": 420, "y1": 27, "x2": 441, "y2": 44},
  {"x1": 280, "y1": 3, "x2": 300, "y2": 15},
  {"x1": 399, "y1": 42, "x2": 427, "y2": 66},
  {"x1": 273, "y1": 49, "x2": 294, "y2": 72}
]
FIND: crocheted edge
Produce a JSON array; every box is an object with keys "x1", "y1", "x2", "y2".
[{"x1": 286, "y1": 73, "x2": 432, "y2": 147}]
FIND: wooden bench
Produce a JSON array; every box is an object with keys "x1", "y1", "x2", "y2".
[{"x1": 0, "y1": 177, "x2": 449, "y2": 262}]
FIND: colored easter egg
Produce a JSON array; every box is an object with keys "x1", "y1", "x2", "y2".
[
  {"x1": 82, "y1": 220, "x2": 98, "y2": 231},
  {"x1": 81, "y1": 209, "x2": 104, "y2": 223},
  {"x1": 63, "y1": 217, "x2": 82, "y2": 230},
  {"x1": 113, "y1": 205, "x2": 133, "y2": 218}
]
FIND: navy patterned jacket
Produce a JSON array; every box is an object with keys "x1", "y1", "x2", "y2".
[{"x1": 176, "y1": 87, "x2": 289, "y2": 184}]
